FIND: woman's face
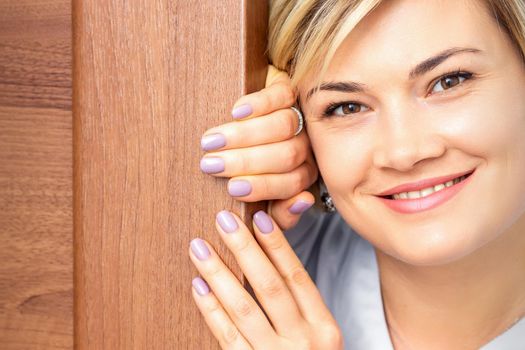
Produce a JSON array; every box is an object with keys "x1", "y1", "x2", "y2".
[{"x1": 298, "y1": 0, "x2": 525, "y2": 266}]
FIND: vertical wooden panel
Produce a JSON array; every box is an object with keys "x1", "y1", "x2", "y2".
[
  {"x1": 74, "y1": 0, "x2": 268, "y2": 348},
  {"x1": 0, "y1": 0, "x2": 73, "y2": 349}
]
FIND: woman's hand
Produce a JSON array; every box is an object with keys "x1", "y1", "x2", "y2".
[
  {"x1": 189, "y1": 210, "x2": 343, "y2": 349},
  {"x1": 200, "y1": 65, "x2": 319, "y2": 231}
]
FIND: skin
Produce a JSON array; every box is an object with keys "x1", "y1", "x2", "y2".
[
  {"x1": 200, "y1": 66, "x2": 318, "y2": 230},
  {"x1": 195, "y1": 55, "x2": 337, "y2": 350},
  {"x1": 189, "y1": 211, "x2": 343, "y2": 349},
  {"x1": 298, "y1": 0, "x2": 525, "y2": 348}
]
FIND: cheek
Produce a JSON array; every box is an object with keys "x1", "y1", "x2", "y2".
[
  {"x1": 444, "y1": 91, "x2": 525, "y2": 158},
  {"x1": 307, "y1": 124, "x2": 373, "y2": 194},
  {"x1": 440, "y1": 68, "x2": 525, "y2": 158},
  {"x1": 465, "y1": 81, "x2": 525, "y2": 225}
]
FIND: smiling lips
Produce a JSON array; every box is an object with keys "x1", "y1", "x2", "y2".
[
  {"x1": 376, "y1": 169, "x2": 476, "y2": 197},
  {"x1": 375, "y1": 169, "x2": 476, "y2": 214}
]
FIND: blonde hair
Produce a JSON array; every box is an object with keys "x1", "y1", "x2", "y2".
[{"x1": 268, "y1": 0, "x2": 525, "y2": 91}]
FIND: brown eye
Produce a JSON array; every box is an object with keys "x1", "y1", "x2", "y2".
[
  {"x1": 430, "y1": 72, "x2": 472, "y2": 94},
  {"x1": 440, "y1": 76, "x2": 460, "y2": 89},
  {"x1": 330, "y1": 102, "x2": 369, "y2": 117},
  {"x1": 342, "y1": 103, "x2": 361, "y2": 114}
]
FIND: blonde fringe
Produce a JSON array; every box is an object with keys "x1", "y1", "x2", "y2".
[{"x1": 269, "y1": 0, "x2": 525, "y2": 90}]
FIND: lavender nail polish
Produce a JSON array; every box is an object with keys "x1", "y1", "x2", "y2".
[
  {"x1": 253, "y1": 211, "x2": 274, "y2": 234},
  {"x1": 190, "y1": 238, "x2": 211, "y2": 261},
  {"x1": 192, "y1": 277, "x2": 210, "y2": 296},
  {"x1": 228, "y1": 180, "x2": 252, "y2": 197},
  {"x1": 201, "y1": 133, "x2": 226, "y2": 151},
  {"x1": 231, "y1": 104, "x2": 253, "y2": 119},
  {"x1": 216, "y1": 210, "x2": 239, "y2": 233},
  {"x1": 200, "y1": 157, "x2": 225, "y2": 174},
  {"x1": 288, "y1": 200, "x2": 314, "y2": 215}
]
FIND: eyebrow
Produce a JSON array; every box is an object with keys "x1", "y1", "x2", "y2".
[{"x1": 305, "y1": 47, "x2": 483, "y2": 101}]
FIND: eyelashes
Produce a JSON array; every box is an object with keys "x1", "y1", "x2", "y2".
[
  {"x1": 322, "y1": 101, "x2": 367, "y2": 117},
  {"x1": 321, "y1": 69, "x2": 475, "y2": 118},
  {"x1": 427, "y1": 69, "x2": 473, "y2": 95}
]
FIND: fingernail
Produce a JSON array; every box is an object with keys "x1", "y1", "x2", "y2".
[
  {"x1": 288, "y1": 200, "x2": 313, "y2": 215},
  {"x1": 192, "y1": 277, "x2": 210, "y2": 296},
  {"x1": 200, "y1": 157, "x2": 225, "y2": 174},
  {"x1": 190, "y1": 238, "x2": 211, "y2": 260},
  {"x1": 253, "y1": 210, "x2": 274, "y2": 234},
  {"x1": 216, "y1": 210, "x2": 239, "y2": 233},
  {"x1": 228, "y1": 180, "x2": 252, "y2": 197},
  {"x1": 231, "y1": 104, "x2": 253, "y2": 119},
  {"x1": 201, "y1": 133, "x2": 226, "y2": 151}
]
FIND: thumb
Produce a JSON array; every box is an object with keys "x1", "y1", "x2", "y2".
[{"x1": 265, "y1": 65, "x2": 296, "y2": 95}]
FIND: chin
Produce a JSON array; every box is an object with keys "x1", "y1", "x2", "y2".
[
  {"x1": 385, "y1": 232, "x2": 487, "y2": 267},
  {"x1": 341, "y1": 203, "x2": 501, "y2": 267},
  {"x1": 372, "y1": 218, "x2": 505, "y2": 267}
]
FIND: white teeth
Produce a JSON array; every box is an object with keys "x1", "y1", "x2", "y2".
[
  {"x1": 434, "y1": 183, "x2": 445, "y2": 191},
  {"x1": 407, "y1": 191, "x2": 420, "y2": 199},
  {"x1": 392, "y1": 175, "x2": 467, "y2": 200},
  {"x1": 420, "y1": 187, "x2": 434, "y2": 197}
]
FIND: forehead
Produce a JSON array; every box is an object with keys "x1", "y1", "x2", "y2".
[{"x1": 316, "y1": 0, "x2": 499, "y2": 82}]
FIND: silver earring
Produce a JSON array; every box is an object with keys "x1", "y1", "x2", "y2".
[{"x1": 319, "y1": 178, "x2": 336, "y2": 213}]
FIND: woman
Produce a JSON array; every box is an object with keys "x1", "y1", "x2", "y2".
[{"x1": 191, "y1": 0, "x2": 525, "y2": 348}]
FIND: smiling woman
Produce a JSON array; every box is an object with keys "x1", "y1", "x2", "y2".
[
  {"x1": 271, "y1": 0, "x2": 525, "y2": 347},
  {"x1": 195, "y1": 0, "x2": 525, "y2": 349}
]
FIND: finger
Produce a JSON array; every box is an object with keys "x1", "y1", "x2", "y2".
[
  {"x1": 200, "y1": 134, "x2": 308, "y2": 177},
  {"x1": 226, "y1": 160, "x2": 318, "y2": 202},
  {"x1": 214, "y1": 210, "x2": 306, "y2": 337},
  {"x1": 191, "y1": 277, "x2": 253, "y2": 350},
  {"x1": 188, "y1": 238, "x2": 279, "y2": 347},
  {"x1": 201, "y1": 108, "x2": 302, "y2": 152},
  {"x1": 268, "y1": 191, "x2": 315, "y2": 231},
  {"x1": 250, "y1": 211, "x2": 336, "y2": 325},
  {"x1": 265, "y1": 65, "x2": 290, "y2": 88},
  {"x1": 230, "y1": 66, "x2": 295, "y2": 120}
]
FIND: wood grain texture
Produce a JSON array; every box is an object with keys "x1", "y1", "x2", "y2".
[
  {"x1": 0, "y1": 1, "x2": 73, "y2": 348},
  {"x1": 74, "y1": 0, "x2": 268, "y2": 348}
]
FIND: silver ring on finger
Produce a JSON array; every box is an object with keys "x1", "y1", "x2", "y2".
[{"x1": 290, "y1": 106, "x2": 304, "y2": 136}]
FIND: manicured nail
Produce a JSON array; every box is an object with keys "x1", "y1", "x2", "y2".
[
  {"x1": 231, "y1": 104, "x2": 253, "y2": 119},
  {"x1": 217, "y1": 210, "x2": 239, "y2": 233},
  {"x1": 228, "y1": 180, "x2": 252, "y2": 197},
  {"x1": 192, "y1": 277, "x2": 210, "y2": 296},
  {"x1": 288, "y1": 200, "x2": 313, "y2": 215},
  {"x1": 200, "y1": 157, "x2": 225, "y2": 174},
  {"x1": 190, "y1": 238, "x2": 211, "y2": 260},
  {"x1": 201, "y1": 133, "x2": 226, "y2": 151},
  {"x1": 253, "y1": 210, "x2": 274, "y2": 234}
]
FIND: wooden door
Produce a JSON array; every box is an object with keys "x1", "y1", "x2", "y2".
[
  {"x1": 1, "y1": 0, "x2": 269, "y2": 348},
  {"x1": 0, "y1": 0, "x2": 73, "y2": 348}
]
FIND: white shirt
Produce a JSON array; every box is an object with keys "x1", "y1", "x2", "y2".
[{"x1": 284, "y1": 207, "x2": 525, "y2": 349}]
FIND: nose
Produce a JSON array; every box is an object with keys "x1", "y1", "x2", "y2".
[{"x1": 372, "y1": 104, "x2": 445, "y2": 172}]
